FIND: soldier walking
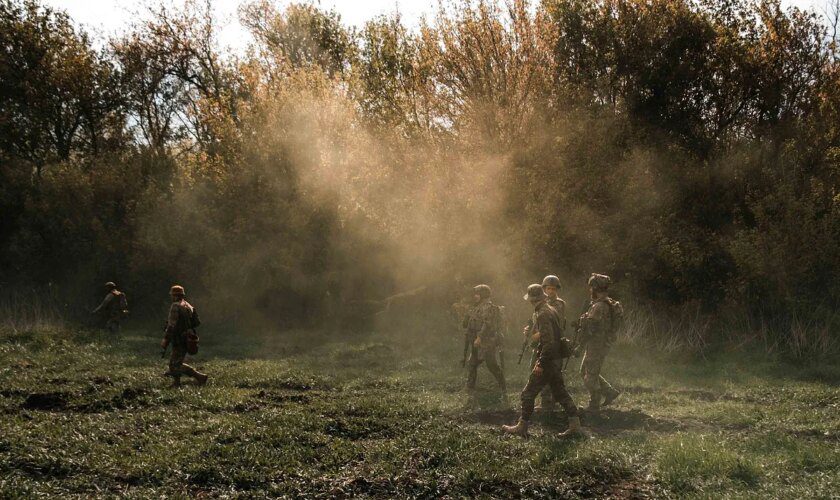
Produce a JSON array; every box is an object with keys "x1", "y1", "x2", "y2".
[
  {"x1": 503, "y1": 284, "x2": 582, "y2": 438},
  {"x1": 91, "y1": 282, "x2": 128, "y2": 333},
  {"x1": 160, "y1": 285, "x2": 208, "y2": 388},
  {"x1": 463, "y1": 284, "x2": 507, "y2": 403},
  {"x1": 578, "y1": 274, "x2": 622, "y2": 411},
  {"x1": 521, "y1": 275, "x2": 566, "y2": 411}
]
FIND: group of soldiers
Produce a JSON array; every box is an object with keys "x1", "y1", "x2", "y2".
[
  {"x1": 460, "y1": 273, "x2": 623, "y2": 438},
  {"x1": 91, "y1": 271, "x2": 620, "y2": 426},
  {"x1": 91, "y1": 282, "x2": 208, "y2": 388}
]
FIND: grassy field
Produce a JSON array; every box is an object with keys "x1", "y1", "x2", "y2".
[{"x1": 0, "y1": 325, "x2": 837, "y2": 498}]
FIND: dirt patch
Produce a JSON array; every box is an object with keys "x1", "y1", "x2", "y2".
[{"x1": 21, "y1": 392, "x2": 70, "y2": 411}]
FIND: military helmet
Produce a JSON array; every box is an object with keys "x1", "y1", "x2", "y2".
[
  {"x1": 104, "y1": 281, "x2": 116, "y2": 290},
  {"x1": 473, "y1": 284, "x2": 491, "y2": 299},
  {"x1": 588, "y1": 273, "x2": 611, "y2": 291},
  {"x1": 170, "y1": 285, "x2": 185, "y2": 297},
  {"x1": 523, "y1": 283, "x2": 546, "y2": 301},
  {"x1": 541, "y1": 275, "x2": 561, "y2": 289}
]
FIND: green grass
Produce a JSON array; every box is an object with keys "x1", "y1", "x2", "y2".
[{"x1": 0, "y1": 325, "x2": 837, "y2": 497}]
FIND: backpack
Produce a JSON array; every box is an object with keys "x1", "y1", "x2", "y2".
[
  {"x1": 605, "y1": 298, "x2": 624, "y2": 343},
  {"x1": 117, "y1": 292, "x2": 129, "y2": 317},
  {"x1": 183, "y1": 305, "x2": 200, "y2": 355}
]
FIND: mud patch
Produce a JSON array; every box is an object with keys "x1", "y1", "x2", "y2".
[{"x1": 21, "y1": 392, "x2": 70, "y2": 411}]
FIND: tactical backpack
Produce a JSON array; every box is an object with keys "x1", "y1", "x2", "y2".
[
  {"x1": 117, "y1": 292, "x2": 129, "y2": 317},
  {"x1": 605, "y1": 298, "x2": 624, "y2": 343},
  {"x1": 185, "y1": 306, "x2": 201, "y2": 355}
]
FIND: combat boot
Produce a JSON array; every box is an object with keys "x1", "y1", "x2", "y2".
[
  {"x1": 196, "y1": 373, "x2": 209, "y2": 386},
  {"x1": 502, "y1": 418, "x2": 529, "y2": 438},
  {"x1": 602, "y1": 387, "x2": 621, "y2": 407},
  {"x1": 558, "y1": 416, "x2": 585, "y2": 438}
]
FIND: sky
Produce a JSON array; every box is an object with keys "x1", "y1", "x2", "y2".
[{"x1": 42, "y1": 0, "x2": 827, "y2": 52}]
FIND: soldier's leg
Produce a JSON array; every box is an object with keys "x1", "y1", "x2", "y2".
[
  {"x1": 581, "y1": 348, "x2": 606, "y2": 409},
  {"x1": 519, "y1": 369, "x2": 548, "y2": 422},
  {"x1": 168, "y1": 348, "x2": 185, "y2": 387},
  {"x1": 484, "y1": 351, "x2": 506, "y2": 391},
  {"x1": 529, "y1": 350, "x2": 553, "y2": 409},
  {"x1": 466, "y1": 347, "x2": 480, "y2": 390},
  {"x1": 544, "y1": 360, "x2": 578, "y2": 417}
]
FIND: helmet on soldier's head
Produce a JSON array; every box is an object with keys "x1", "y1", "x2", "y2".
[
  {"x1": 170, "y1": 285, "x2": 185, "y2": 297},
  {"x1": 588, "y1": 273, "x2": 611, "y2": 291},
  {"x1": 523, "y1": 283, "x2": 546, "y2": 302},
  {"x1": 541, "y1": 275, "x2": 561, "y2": 289},
  {"x1": 473, "y1": 284, "x2": 491, "y2": 299},
  {"x1": 104, "y1": 282, "x2": 116, "y2": 290}
]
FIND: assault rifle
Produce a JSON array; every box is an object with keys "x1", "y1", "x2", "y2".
[{"x1": 517, "y1": 338, "x2": 528, "y2": 364}]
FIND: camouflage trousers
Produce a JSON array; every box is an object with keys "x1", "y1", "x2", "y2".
[
  {"x1": 103, "y1": 318, "x2": 120, "y2": 334},
  {"x1": 167, "y1": 345, "x2": 201, "y2": 381},
  {"x1": 529, "y1": 349, "x2": 554, "y2": 406},
  {"x1": 466, "y1": 346, "x2": 506, "y2": 391},
  {"x1": 520, "y1": 358, "x2": 577, "y2": 421},
  {"x1": 580, "y1": 342, "x2": 615, "y2": 400}
]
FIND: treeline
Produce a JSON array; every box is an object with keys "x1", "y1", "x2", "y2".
[{"x1": 1, "y1": 0, "x2": 838, "y2": 354}]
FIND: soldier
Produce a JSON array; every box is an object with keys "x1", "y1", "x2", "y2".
[
  {"x1": 463, "y1": 284, "x2": 507, "y2": 403},
  {"x1": 160, "y1": 285, "x2": 208, "y2": 388},
  {"x1": 503, "y1": 284, "x2": 582, "y2": 438},
  {"x1": 91, "y1": 282, "x2": 128, "y2": 333},
  {"x1": 522, "y1": 275, "x2": 566, "y2": 411},
  {"x1": 578, "y1": 274, "x2": 622, "y2": 411}
]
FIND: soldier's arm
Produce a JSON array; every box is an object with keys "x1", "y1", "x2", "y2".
[
  {"x1": 535, "y1": 311, "x2": 556, "y2": 364},
  {"x1": 164, "y1": 303, "x2": 180, "y2": 341},
  {"x1": 92, "y1": 294, "x2": 113, "y2": 314}
]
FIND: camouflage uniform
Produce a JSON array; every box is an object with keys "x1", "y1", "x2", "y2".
[
  {"x1": 164, "y1": 298, "x2": 205, "y2": 385},
  {"x1": 519, "y1": 300, "x2": 577, "y2": 421},
  {"x1": 579, "y1": 297, "x2": 620, "y2": 409},
  {"x1": 92, "y1": 287, "x2": 126, "y2": 333},
  {"x1": 524, "y1": 296, "x2": 566, "y2": 408},
  {"x1": 464, "y1": 299, "x2": 506, "y2": 393}
]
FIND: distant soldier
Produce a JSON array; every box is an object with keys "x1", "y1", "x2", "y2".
[
  {"x1": 578, "y1": 274, "x2": 622, "y2": 411},
  {"x1": 160, "y1": 285, "x2": 208, "y2": 388},
  {"x1": 91, "y1": 282, "x2": 128, "y2": 333},
  {"x1": 503, "y1": 284, "x2": 582, "y2": 438},
  {"x1": 521, "y1": 275, "x2": 566, "y2": 411},
  {"x1": 463, "y1": 284, "x2": 507, "y2": 403}
]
